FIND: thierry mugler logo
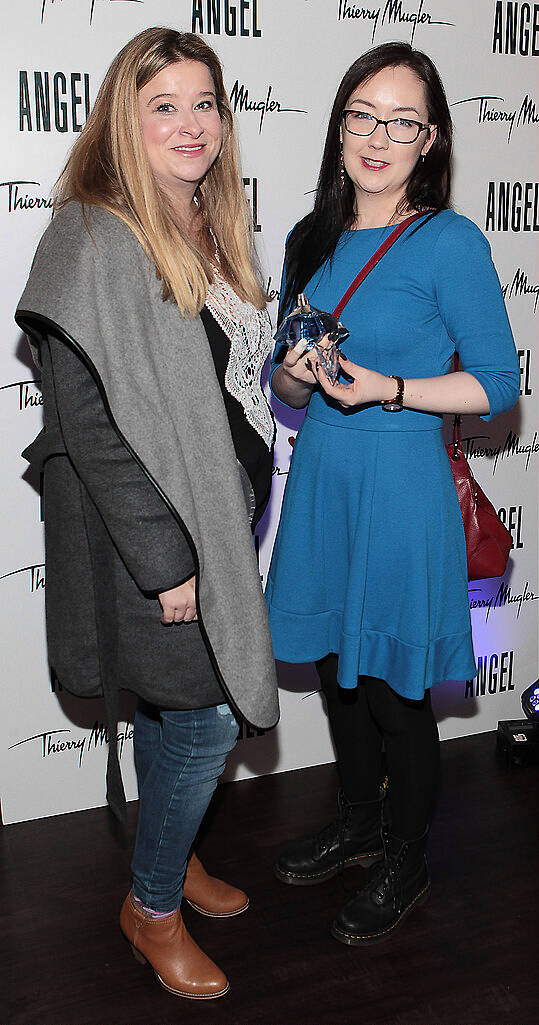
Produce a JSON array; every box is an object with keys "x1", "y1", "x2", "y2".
[
  {"x1": 40, "y1": 0, "x2": 143, "y2": 26},
  {"x1": 502, "y1": 269, "x2": 539, "y2": 313},
  {"x1": 272, "y1": 434, "x2": 297, "y2": 477},
  {"x1": 229, "y1": 81, "x2": 306, "y2": 134},
  {"x1": 265, "y1": 275, "x2": 279, "y2": 304},
  {"x1": 0, "y1": 564, "x2": 45, "y2": 592},
  {"x1": 0, "y1": 180, "x2": 52, "y2": 213},
  {"x1": 461, "y1": 429, "x2": 539, "y2": 473},
  {"x1": 9, "y1": 720, "x2": 134, "y2": 767},
  {"x1": 0, "y1": 378, "x2": 42, "y2": 408},
  {"x1": 452, "y1": 93, "x2": 538, "y2": 143},
  {"x1": 337, "y1": 0, "x2": 454, "y2": 45},
  {"x1": 469, "y1": 581, "x2": 538, "y2": 620}
]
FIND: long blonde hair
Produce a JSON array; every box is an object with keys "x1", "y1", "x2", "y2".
[{"x1": 54, "y1": 27, "x2": 266, "y2": 315}]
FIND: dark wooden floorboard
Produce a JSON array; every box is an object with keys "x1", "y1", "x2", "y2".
[{"x1": 1, "y1": 731, "x2": 538, "y2": 1025}]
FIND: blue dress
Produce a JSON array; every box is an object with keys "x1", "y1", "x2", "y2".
[{"x1": 265, "y1": 211, "x2": 520, "y2": 700}]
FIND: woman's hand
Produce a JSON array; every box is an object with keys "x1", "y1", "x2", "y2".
[
  {"x1": 313, "y1": 354, "x2": 394, "y2": 409},
  {"x1": 281, "y1": 341, "x2": 319, "y2": 385},
  {"x1": 271, "y1": 341, "x2": 319, "y2": 409},
  {"x1": 313, "y1": 355, "x2": 491, "y2": 415},
  {"x1": 158, "y1": 576, "x2": 198, "y2": 624}
]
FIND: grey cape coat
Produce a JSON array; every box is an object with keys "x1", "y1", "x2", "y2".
[{"x1": 16, "y1": 202, "x2": 279, "y2": 818}]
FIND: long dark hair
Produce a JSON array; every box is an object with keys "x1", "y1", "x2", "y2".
[{"x1": 280, "y1": 42, "x2": 452, "y2": 317}]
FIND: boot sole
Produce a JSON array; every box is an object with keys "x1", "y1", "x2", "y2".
[
  {"x1": 157, "y1": 972, "x2": 230, "y2": 999},
  {"x1": 128, "y1": 941, "x2": 230, "y2": 999},
  {"x1": 273, "y1": 850, "x2": 383, "y2": 887},
  {"x1": 185, "y1": 897, "x2": 249, "y2": 917},
  {"x1": 330, "y1": 880, "x2": 431, "y2": 945}
]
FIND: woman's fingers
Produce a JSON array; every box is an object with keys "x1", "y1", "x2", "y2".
[
  {"x1": 284, "y1": 341, "x2": 311, "y2": 367},
  {"x1": 291, "y1": 338, "x2": 312, "y2": 357},
  {"x1": 283, "y1": 346, "x2": 317, "y2": 382},
  {"x1": 158, "y1": 596, "x2": 175, "y2": 624},
  {"x1": 159, "y1": 578, "x2": 198, "y2": 624},
  {"x1": 314, "y1": 332, "x2": 332, "y2": 351},
  {"x1": 178, "y1": 605, "x2": 198, "y2": 623},
  {"x1": 162, "y1": 600, "x2": 197, "y2": 624},
  {"x1": 315, "y1": 357, "x2": 392, "y2": 409},
  {"x1": 160, "y1": 599, "x2": 183, "y2": 624},
  {"x1": 284, "y1": 341, "x2": 360, "y2": 389},
  {"x1": 312, "y1": 360, "x2": 356, "y2": 406},
  {"x1": 338, "y1": 352, "x2": 360, "y2": 375}
]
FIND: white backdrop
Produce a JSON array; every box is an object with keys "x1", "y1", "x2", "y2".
[{"x1": 1, "y1": 0, "x2": 537, "y2": 824}]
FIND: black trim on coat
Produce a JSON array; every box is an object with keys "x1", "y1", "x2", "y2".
[{"x1": 15, "y1": 309, "x2": 248, "y2": 728}]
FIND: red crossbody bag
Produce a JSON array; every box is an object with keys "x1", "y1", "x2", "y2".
[{"x1": 445, "y1": 383, "x2": 512, "y2": 581}]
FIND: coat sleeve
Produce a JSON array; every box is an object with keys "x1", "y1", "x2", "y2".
[
  {"x1": 45, "y1": 333, "x2": 196, "y2": 594},
  {"x1": 433, "y1": 216, "x2": 520, "y2": 421}
]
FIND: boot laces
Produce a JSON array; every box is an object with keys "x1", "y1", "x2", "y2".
[
  {"x1": 310, "y1": 789, "x2": 353, "y2": 861},
  {"x1": 336, "y1": 789, "x2": 386, "y2": 894},
  {"x1": 312, "y1": 815, "x2": 345, "y2": 858},
  {"x1": 367, "y1": 834, "x2": 407, "y2": 913},
  {"x1": 303, "y1": 793, "x2": 354, "y2": 880}
]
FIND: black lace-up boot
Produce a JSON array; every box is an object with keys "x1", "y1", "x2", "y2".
[
  {"x1": 273, "y1": 789, "x2": 385, "y2": 886},
  {"x1": 330, "y1": 828, "x2": 429, "y2": 944}
]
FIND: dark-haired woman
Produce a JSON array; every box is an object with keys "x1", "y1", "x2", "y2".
[{"x1": 266, "y1": 43, "x2": 519, "y2": 944}]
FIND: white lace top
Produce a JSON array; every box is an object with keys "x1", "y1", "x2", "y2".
[{"x1": 205, "y1": 266, "x2": 275, "y2": 450}]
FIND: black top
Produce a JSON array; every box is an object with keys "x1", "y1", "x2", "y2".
[{"x1": 200, "y1": 306, "x2": 273, "y2": 529}]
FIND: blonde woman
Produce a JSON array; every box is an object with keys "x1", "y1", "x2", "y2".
[{"x1": 16, "y1": 27, "x2": 278, "y2": 1000}]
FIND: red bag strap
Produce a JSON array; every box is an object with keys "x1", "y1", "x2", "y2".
[
  {"x1": 451, "y1": 414, "x2": 463, "y2": 456},
  {"x1": 332, "y1": 212, "x2": 424, "y2": 320},
  {"x1": 452, "y1": 354, "x2": 462, "y2": 450}
]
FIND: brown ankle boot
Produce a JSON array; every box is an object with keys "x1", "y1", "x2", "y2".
[
  {"x1": 183, "y1": 852, "x2": 249, "y2": 917},
  {"x1": 120, "y1": 891, "x2": 229, "y2": 999}
]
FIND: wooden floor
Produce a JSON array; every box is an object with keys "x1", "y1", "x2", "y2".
[{"x1": 2, "y1": 731, "x2": 538, "y2": 1025}]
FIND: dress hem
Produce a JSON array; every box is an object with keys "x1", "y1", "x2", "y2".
[{"x1": 267, "y1": 603, "x2": 476, "y2": 700}]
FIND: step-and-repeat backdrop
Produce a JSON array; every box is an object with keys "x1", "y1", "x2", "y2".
[{"x1": 1, "y1": 0, "x2": 537, "y2": 823}]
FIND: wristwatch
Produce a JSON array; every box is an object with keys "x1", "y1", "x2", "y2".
[{"x1": 381, "y1": 375, "x2": 405, "y2": 412}]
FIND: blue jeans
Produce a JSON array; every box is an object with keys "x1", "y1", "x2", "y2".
[{"x1": 131, "y1": 700, "x2": 240, "y2": 913}]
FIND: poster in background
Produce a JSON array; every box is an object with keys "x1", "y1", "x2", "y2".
[{"x1": 1, "y1": 0, "x2": 537, "y2": 823}]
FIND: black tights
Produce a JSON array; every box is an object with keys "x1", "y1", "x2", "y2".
[{"x1": 316, "y1": 654, "x2": 440, "y2": 840}]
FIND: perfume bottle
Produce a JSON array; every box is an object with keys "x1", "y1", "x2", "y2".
[
  {"x1": 274, "y1": 294, "x2": 349, "y2": 384},
  {"x1": 521, "y1": 679, "x2": 539, "y2": 720}
]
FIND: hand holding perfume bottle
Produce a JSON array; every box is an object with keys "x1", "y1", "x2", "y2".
[{"x1": 274, "y1": 294, "x2": 349, "y2": 385}]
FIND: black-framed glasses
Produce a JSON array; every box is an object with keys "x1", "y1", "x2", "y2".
[{"x1": 342, "y1": 109, "x2": 431, "y2": 144}]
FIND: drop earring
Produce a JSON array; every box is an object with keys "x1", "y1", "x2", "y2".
[{"x1": 340, "y1": 145, "x2": 346, "y2": 189}]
